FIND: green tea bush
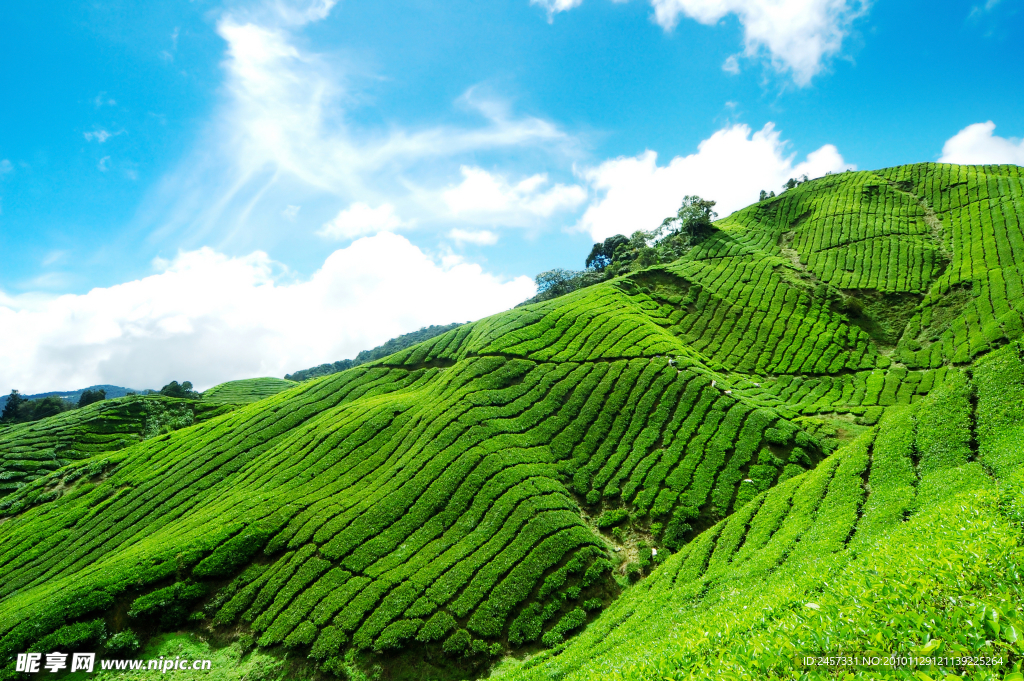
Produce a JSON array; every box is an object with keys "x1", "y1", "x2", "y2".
[
  {"x1": 596, "y1": 508, "x2": 629, "y2": 528},
  {"x1": 1, "y1": 163, "x2": 1022, "y2": 680}
]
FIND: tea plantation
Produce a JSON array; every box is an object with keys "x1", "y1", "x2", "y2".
[
  {"x1": 0, "y1": 395, "x2": 234, "y2": 504},
  {"x1": 1, "y1": 162, "x2": 1023, "y2": 681},
  {"x1": 0, "y1": 380, "x2": 295, "y2": 501},
  {"x1": 201, "y1": 378, "x2": 298, "y2": 405}
]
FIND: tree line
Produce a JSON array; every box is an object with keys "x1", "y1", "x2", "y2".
[
  {"x1": 526, "y1": 174, "x2": 832, "y2": 306},
  {"x1": 0, "y1": 381, "x2": 200, "y2": 425},
  {"x1": 523, "y1": 195, "x2": 718, "y2": 305}
]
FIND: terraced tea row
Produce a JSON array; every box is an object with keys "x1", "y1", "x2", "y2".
[
  {"x1": 0, "y1": 395, "x2": 232, "y2": 504},
  {"x1": 877, "y1": 164, "x2": 1024, "y2": 368},
  {"x1": 201, "y1": 377, "x2": 297, "y2": 405},
  {"x1": 0, "y1": 350, "x2": 825, "y2": 675},
  {"x1": 1, "y1": 162, "x2": 1022, "y2": 681},
  {"x1": 729, "y1": 365, "x2": 951, "y2": 419},
  {"x1": 505, "y1": 341, "x2": 1024, "y2": 681},
  {"x1": 368, "y1": 165, "x2": 1023, "y2": 389}
]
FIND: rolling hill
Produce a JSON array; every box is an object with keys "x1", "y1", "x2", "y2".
[
  {"x1": 0, "y1": 395, "x2": 234, "y2": 503},
  {"x1": 0, "y1": 380, "x2": 292, "y2": 502},
  {"x1": 1, "y1": 162, "x2": 1022, "y2": 681}
]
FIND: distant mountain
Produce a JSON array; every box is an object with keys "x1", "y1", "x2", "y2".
[
  {"x1": 0, "y1": 384, "x2": 151, "y2": 412},
  {"x1": 284, "y1": 322, "x2": 465, "y2": 381}
]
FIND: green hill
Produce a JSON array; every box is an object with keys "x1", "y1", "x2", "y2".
[
  {"x1": 0, "y1": 394, "x2": 233, "y2": 503},
  {"x1": 285, "y1": 323, "x2": 466, "y2": 382},
  {"x1": 1, "y1": 163, "x2": 1022, "y2": 681},
  {"x1": 0, "y1": 378, "x2": 297, "y2": 502},
  {"x1": 498, "y1": 344, "x2": 1024, "y2": 681},
  {"x1": 202, "y1": 378, "x2": 298, "y2": 405}
]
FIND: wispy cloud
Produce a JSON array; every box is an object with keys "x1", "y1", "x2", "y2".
[
  {"x1": 970, "y1": 0, "x2": 1002, "y2": 18},
  {"x1": 41, "y1": 251, "x2": 68, "y2": 267},
  {"x1": 21, "y1": 272, "x2": 73, "y2": 291},
  {"x1": 140, "y1": 2, "x2": 582, "y2": 247},
  {"x1": 97, "y1": 156, "x2": 111, "y2": 172},
  {"x1": 161, "y1": 26, "x2": 181, "y2": 62},
  {"x1": 94, "y1": 92, "x2": 116, "y2": 108},
  {"x1": 84, "y1": 128, "x2": 124, "y2": 143},
  {"x1": 531, "y1": 0, "x2": 585, "y2": 22},
  {"x1": 0, "y1": 159, "x2": 12, "y2": 176},
  {"x1": 449, "y1": 228, "x2": 500, "y2": 246}
]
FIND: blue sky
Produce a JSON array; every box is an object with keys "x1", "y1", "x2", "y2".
[{"x1": 1, "y1": 0, "x2": 1023, "y2": 393}]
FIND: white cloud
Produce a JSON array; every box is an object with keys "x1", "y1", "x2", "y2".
[
  {"x1": 97, "y1": 156, "x2": 111, "y2": 172},
  {"x1": 939, "y1": 121, "x2": 1024, "y2": 165},
  {"x1": 722, "y1": 55, "x2": 741, "y2": 74},
  {"x1": 651, "y1": 0, "x2": 869, "y2": 85},
  {"x1": 531, "y1": 0, "x2": 585, "y2": 21},
  {"x1": 0, "y1": 233, "x2": 535, "y2": 394},
  {"x1": 282, "y1": 204, "x2": 301, "y2": 220},
  {"x1": 577, "y1": 122, "x2": 852, "y2": 242},
  {"x1": 449, "y1": 229, "x2": 500, "y2": 246},
  {"x1": 440, "y1": 252, "x2": 466, "y2": 268},
  {"x1": 318, "y1": 202, "x2": 410, "y2": 239},
  {"x1": 539, "y1": 0, "x2": 869, "y2": 85},
  {"x1": 442, "y1": 166, "x2": 587, "y2": 224}
]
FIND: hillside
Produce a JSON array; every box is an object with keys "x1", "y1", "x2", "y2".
[
  {"x1": 285, "y1": 323, "x2": 466, "y2": 382},
  {"x1": 202, "y1": 378, "x2": 298, "y2": 405},
  {"x1": 0, "y1": 380, "x2": 300, "y2": 503},
  {"x1": 0, "y1": 395, "x2": 234, "y2": 504},
  {"x1": 498, "y1": 343, "x2": 1024, "y2": 681},
  {"x1": 1, "y1": 162, "x2": 1022, "y2": 681}
]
